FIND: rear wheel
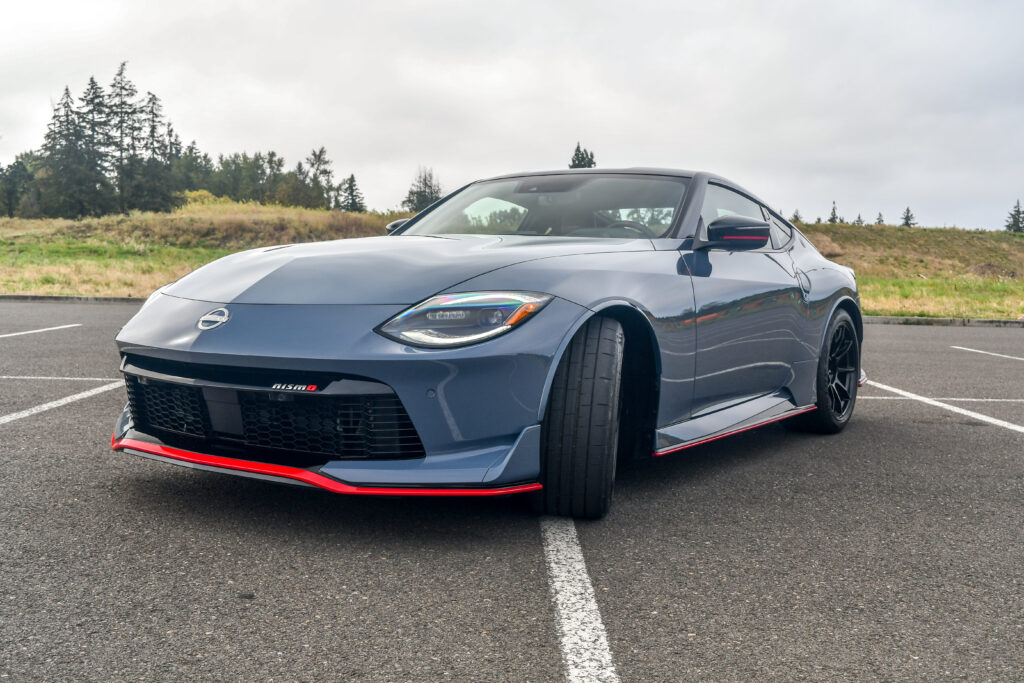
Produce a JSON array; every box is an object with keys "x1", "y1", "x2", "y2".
[
  {"x1": 536, "y1": 317, "x2": 624, "y2": 519},
  {"x1": 788, "y1": 309, "x2": 859, "y2": 434}
]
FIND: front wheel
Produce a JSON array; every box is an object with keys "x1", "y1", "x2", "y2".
[
  {"x1": 535, "y1": 317, "x2": 624, "y2": 519},
  {"x1": 788, "y1": 309, "x2": 860, "y2": 434}
]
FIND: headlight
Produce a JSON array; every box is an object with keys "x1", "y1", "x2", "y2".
[{"x1": 378, "y1": 291, "x2": 553, "y2": 347}]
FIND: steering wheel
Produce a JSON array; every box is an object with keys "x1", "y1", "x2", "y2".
[{"x1": 602, "y1": 220, "x2": 655, "y2": 238}]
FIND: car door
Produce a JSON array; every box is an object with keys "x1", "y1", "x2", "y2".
[{"x1": 689, "y1": 184, "x2": 806, "y2": 415}]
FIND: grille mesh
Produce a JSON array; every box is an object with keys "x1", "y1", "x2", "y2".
[
  {"x1": 126, "y1": 377, "x2": 210, "y2": 438},
  {"x1": 238, "y1": 393, "x2": 424, "y2": 459},
  {"x1": 125, "y1": 376, "x2": 424, "y2": 461}
]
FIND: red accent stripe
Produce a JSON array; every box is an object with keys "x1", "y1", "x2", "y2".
[
  {"x1": 722, "y1": 235, "x2": 768, "y2": 240},
  {"x1": 653, "y1": 406, "x2": 817, "y2": 457},
  {"x1": 112, "y1": 437, "x2": 542, "y2": 497}
]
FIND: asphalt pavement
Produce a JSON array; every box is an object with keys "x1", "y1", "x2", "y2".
[{"x1": 0, "y1": 302, "x2": 1021, "y2": 681}]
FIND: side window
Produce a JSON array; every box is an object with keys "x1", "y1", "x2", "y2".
[
  {"x1": 700, "y1": 184, "x2": 764, "y2": 228},
  {"x1": 769, "y1": 216, "x2": 793, "y2": 249}
]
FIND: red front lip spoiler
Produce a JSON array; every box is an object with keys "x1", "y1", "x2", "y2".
[{"x1": 111, "y1": 436, "x2": 543, "y2": 497}]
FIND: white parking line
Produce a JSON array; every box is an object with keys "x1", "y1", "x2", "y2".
[
  {"x1": 860, "y1": 396, "x2": 1024, "y2": 402},
  {"x1": 540, "y1": 517, "x2": 620, "y2": 683},
  {"x1": 0, "y1": 323, "x2": 82, "y2": 339},
  {"x1": 0, "y1": 381, "x2": 123, "y2": 427},
  {"x1": 0, "y1": 375, "x2": 120, "y2": 382},
  {"x1": 950, "y1": 345, "x2": 1024, "y2": 362},
  {"x1": 866, "y1": 380, "x2": 1024, "y2": 435}
]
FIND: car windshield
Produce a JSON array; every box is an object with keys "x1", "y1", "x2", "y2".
[{"x1": 401, "y1": 174, "x2": 689, "y2": 239}]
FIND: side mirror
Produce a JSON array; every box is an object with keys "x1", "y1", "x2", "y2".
[
  {"x1": 386, "y1": 218, "x2": 410, "y2": 235},
  {"x1": 702, "y1": 215, "x2": 771, "y2": 250}
]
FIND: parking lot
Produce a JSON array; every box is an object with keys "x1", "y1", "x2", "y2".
[{"x1": 0, "y1": 300, "x2": 1021, "y2": 681}]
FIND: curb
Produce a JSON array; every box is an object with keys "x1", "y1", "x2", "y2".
[
  {"x1": 865, "y1": 315, "x2": 1024, "y2": 328},
  {"x1": 0, "y1": 294, "x2": 145, "y2": 304}
]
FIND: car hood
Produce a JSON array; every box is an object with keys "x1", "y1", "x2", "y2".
[{"x1": 163, "y1": 234, "x2": 652, "y2": 305}]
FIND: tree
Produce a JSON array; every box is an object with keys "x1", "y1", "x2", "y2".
[
  {"x1": 402, "y1": 167, "x2": 443, "y2": 212},
  {"x1": 875, "y1": 212, "x2": 884, "y2": 225},
  {"x1": 305, "y1": 146, "x2": 334, "y2": 208},
  {"x1": 37, "y1": 87, "x2": 90, "y2": 217},
  {"x1": 900, "y1": 206, "x2": 917, "y2": 227},
  {"x1": 789, "y1": 209, "x2": 802, "y2": 223},
  {"x1": 853, "y1": 213, "x2": 864, "y2": 226},
  {"x1": 827, "y1": 201, "x2": 839, "y2": 224},
  {"x1": 133, "y1": 91, "x2": 178, "y2": 212},
  {"x1": 338, "y1": 174, "x2": 366, "y2": 212},
  {"x1": 569, "y1": 142, "x2": 596, "y2": 169},
  {"x1": 1005, "y1": 200, "x2": 1023, "y2": 234},
  {"x1": 77, "y1": 76, "x2": 115, "y2": 215},
  {"x1": 0, "y1": 160, "x2": 34, "y2": 217},
  {"x1": 108, "y1": 62, "x2": 141, "y2": 213}
]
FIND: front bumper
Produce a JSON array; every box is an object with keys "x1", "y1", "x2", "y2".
[{"x1": 111, "y1": 293, "x2": 590, "y2": 492}]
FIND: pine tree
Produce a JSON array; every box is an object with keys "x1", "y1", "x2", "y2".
[
  {"x1": 134, "y1": 92, "x2": 177, "y2": 211},
  {"x1": 108, "y1": 62, "x2": 141, "y2": 213},
  {"x1": 38, "y1": 87, "x2": 90, "y2": 217},
  {"x1": 402, "y1": 167, "x2": 444, "y2": 212},
  {"x1": 569, "y1": 142, "x2": 596, "y2": 169},
  {"x1": 789, "y1": 209, "x2": 802, "y2": 223},
  {"x1": 853, "y1": 213, "x2": 864, "y2": 226},
  {"x1": 875, "y1": 212, "x2": 884, "y2": 225},
  {"x1": 900, "y1": 207, "x2": 917, "y2": 227},
  {"x1": 77, "y1": 76, "x2": 115, "y2": 215},
  {"x1": 305, "y1": 147, "x2": 334, "y2": 208},
  {"x1": 828, "y1": 201, "x2": 839, "y2": 224},
  {"x1": 339, "y1": 174, "x2": 366, "y2": 212},
  {"x1": 1006, "y1": 200, "x2": 1024, "y2": 233},
  {"x1": 0, "y1": 160, "x2": 34, "y2": 217}
]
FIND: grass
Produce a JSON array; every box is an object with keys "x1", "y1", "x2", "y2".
[{"x1": 1, "y1": 196, "x2": 1022, "y2": 318}]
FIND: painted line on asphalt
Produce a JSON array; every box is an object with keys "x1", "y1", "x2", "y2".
[
  {"x1": 866, "y1": 380, "x2": 1024, "y2": 435},
  {"x1": 0, "y1": 382, "x2": 123, "y2": 427},
  {"x1": 950, "y1": 345, "x2": 1024, "y2": 362},
  {"x1": 0, "y1": 375, "x2": 120, "y2": 382},
  {"x1": 0, "y1": 323, "x2": 81, "y2": 339},
  {"x1": 540, "y1": 517, "x2": 620, "y2": 683},
  {"x1": 859, "y1": 396, "x2": 1024, "y2": 402}
]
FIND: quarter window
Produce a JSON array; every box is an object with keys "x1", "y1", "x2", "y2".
[{"x1": 769, "y1": 217, "x2": 793, "y2": 249}]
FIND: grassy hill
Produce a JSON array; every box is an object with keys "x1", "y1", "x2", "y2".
[{"x1": 1, "y1": 195, "x2": 1022, "y2": 318}]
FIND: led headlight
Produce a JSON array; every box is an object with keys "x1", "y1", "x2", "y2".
[{"x1": 378, "y1": 291, "x2": 553, "y2": 347}]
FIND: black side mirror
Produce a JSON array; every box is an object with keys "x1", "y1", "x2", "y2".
[
  {"x1": 702, "y1": 215, "x2": 771, "y2": 250},
  {"x1": 386, "y1": 218, "x2": 410, "y2": 235}
]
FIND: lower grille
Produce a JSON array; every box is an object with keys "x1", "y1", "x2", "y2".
[
  {"x1": 124, "y1": 376, "x2": 425, "y2": 463},
  {"x1": 238, "y1": 393, "x2": 424, "y2": 459},
  {"x1": 126, "y1": 377, "x2": 210, "y2": 438}
]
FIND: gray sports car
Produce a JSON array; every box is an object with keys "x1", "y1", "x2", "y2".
[{"x1": 112, "y1": 169, "x2": 864, "y2": 518}]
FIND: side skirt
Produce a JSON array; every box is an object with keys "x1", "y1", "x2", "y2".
[{"x1": 654, "y1": 395, "x2": 816, "y2": 457}]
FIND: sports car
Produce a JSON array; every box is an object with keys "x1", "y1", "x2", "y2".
[{"x1": 112, "y1": 168, "x2": 864, "y2": 518}]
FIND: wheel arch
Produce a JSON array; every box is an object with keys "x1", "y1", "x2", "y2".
[{"x1": 540, "y1": 301, "x2": 662, "y2": 459}]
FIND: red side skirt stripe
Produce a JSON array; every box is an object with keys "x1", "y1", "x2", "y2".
[
  {"x1": 653, "y1": 406, "x2": 817, "y2": 457},
  {"x1": 111, "y1": 436, "x2": 542, "y2": 497}
]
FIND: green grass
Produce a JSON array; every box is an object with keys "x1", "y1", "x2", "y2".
[{"x1": 1, "y1": 196, "x2": 1022, "y2": 318}]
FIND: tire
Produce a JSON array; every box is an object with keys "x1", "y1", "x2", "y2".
[
  {"x1": 536, "y1": 317, "x2": 625, "y2": 519},
  {"x1": 788, "y1": 309, "x2": 860, "y2": 434}
]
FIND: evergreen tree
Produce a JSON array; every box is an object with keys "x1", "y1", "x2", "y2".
[
  {"x1": 0, "y1": 160, "x2": 34, "y2": 217},
  {"x1": 1006, "y1": 200, "x2": 1024, "y2": 233},
  {"x1": 815, "y1": 216, "x2": 822, "y2": 224},
  {"x1": 305, "y1": 147, "x2": 334, "y2": 208},
  {"x1": 37, "y1": 87, "x2": 90, "y2": 217},
  {"x1": 402, "y1": 167, "x2": 443, "y2": 212},
  {"x1": 853, "y1": 213, "x2": 864, "y2": 226},
  {"x1": 77, "y1": 76, "x2": 115, "y2": 214},
  {"x1": 900, "y1": 206, "x2": 916, "y2": 227},
  {"x1": 170, "y1": 141, "x2": 213, "y2": 191},
  {"x1": 134, "y1": 92, "x2": 177, "y2": 211},
  {"x1": 875, "y1": 212, "x2": 884, "y2": 225},
  {"x1": 827, "y1": 201, "x2": 839, "y2": 224},
  {"x1": 569, "y1": 142, "x2": 596, "y2": 168},
  {"x1": 789, "y1": 209, "x2": 802, "y2": 223},
  {"x1": 338, "y1": 174, "x2": 366, "y2": 212},
  {"x1": 108, "y1": 62, "x2": 141, "y2": 213}
]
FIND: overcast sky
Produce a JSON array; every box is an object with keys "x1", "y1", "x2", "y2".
[{"x1": 2, "y1": 0, "x2": 1022, "y2": 227}]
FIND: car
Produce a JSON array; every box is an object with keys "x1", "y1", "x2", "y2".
[{"x1": 111, "y1": 168, "x2": 865, "y2": 519}]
